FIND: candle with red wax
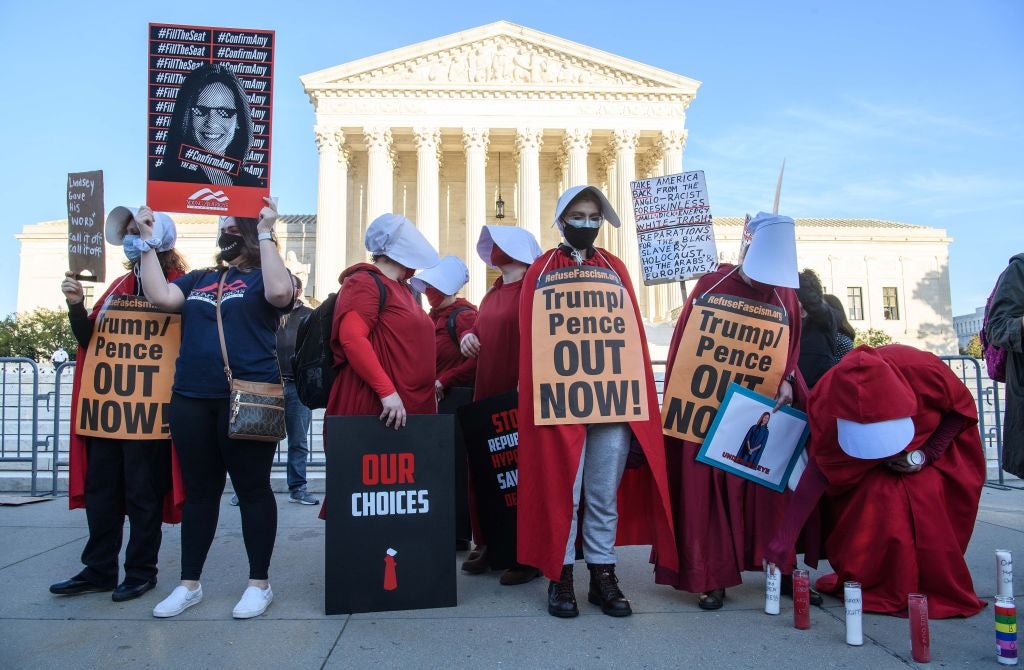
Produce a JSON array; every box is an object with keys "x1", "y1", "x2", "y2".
[
  {"x1": 793, "y1": 569, "x2": 810, "y2": 630},
  {"x1": 909, "y1": 593, "x2": 930, "y2": 663}
]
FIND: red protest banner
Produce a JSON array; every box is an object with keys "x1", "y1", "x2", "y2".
[{"x1": 146, "y1": 23, "x2": 274, "y2": 217}]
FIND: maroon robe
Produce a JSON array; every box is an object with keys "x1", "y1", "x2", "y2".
[
  {"x1": 431, "y1": 298, "x2": 477, "y2": 389},
  {"x1": 469, "y1": 277, "x2": 523, "y2": 401},
  {"x1": 655, "y1": 264, "x2": 807, "y2": 593},
  {"x1": 810, "y1": 345, "x2": 986, "y2": 618},
  {"x1": 516, "y1": 247, "x2": 678, "y2": 581}
]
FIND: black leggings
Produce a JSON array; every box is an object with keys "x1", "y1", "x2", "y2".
[{"x1": 170, "y1": 393, "x2": 278, "y2": 581}]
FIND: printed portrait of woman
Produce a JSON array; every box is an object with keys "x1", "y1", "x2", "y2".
[
  {"x1": 736, "y1": 412, "x2": 771, "y2": 467},
  {"x1": 152, "y1": 63, "x2": 261, "y2": 187}
]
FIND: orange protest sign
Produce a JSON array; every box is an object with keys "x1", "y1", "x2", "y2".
[
  {"x1": 531, "y1": 265, "x2": 648, "y2": 426},
  {"x1": 661, "y1": 293, "x2": 789, "y2": 443},
  {"x1": 76, "y1": 295, "x2": 181, "y2": 440}
]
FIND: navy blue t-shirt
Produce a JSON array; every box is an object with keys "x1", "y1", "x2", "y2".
[{"x1": 172, "y1": 267, "x2": 290, "y2": 398}]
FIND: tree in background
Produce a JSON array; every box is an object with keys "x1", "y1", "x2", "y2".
[
  {"x1": 854, "y1": 328, "x2": 894, "y2": 348},
  {"x1": 960, "y1": 334, "x2": 983, "y2": 358},
  {"x1": 0, "y1": 308, "x2": 76, "y2": 362}
]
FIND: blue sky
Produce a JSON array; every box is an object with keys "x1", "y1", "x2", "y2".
[{"x1": 1, "y1": 0, "x2": 1021, "y2": 315}]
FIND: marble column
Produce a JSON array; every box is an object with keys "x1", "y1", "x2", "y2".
[
  {"x1": 659, "y1": 129, "x2": 689, "y2": 319},
  {"x1": 611, "y1": 130, "x2": 640, "y2": 302},
  {"x1": 313, "y1": 125, "x2": 347, "y2": 300},
  {"x1": 463, "y1": 128, "x2": 489, "y2": 303},
  {"x1": 515, "y1": 128, "x2": 543, "y2": 241},
  {"x1": 563, "y1": 128, "x2": 591, "y2": 189},
  {"x1": 642, "y1": 145, "x2": 667, "y2": 322},
  {"x1": 413, "y1": 127, "x2": 442, "y2": 251},
  {"x1": 599, "y1": 148, "x2": 617, "y2": 255},
  {"x1": 364, "y1": 127, "x2": 394, "y2": 224}
]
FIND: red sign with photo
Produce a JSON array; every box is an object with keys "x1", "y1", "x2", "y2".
[{"x1": 146, "y1": 23, "x2": 274, "y2": 217}]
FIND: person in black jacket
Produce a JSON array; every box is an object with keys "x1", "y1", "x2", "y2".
[
  {"x1": 796, "y1": 269, "x2": 853, "y2": 388},
  {"x1": 278, "y1": 275, "x2": 317, "y2": 504},
  {"x1": 985, "y1": 253, "x2": 1024, "y2": 478}
]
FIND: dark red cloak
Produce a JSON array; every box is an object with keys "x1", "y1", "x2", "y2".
[
  {"x1": 68, "y1": 270, "x2": 186, "y2": 524},
  {"x1": 326, "y1": 264, "x2": 437, "y2": 417},
  {"x1": 469, "y1": 277, "x2": 524, "y2": 401},
  {"x1": 516, "y1": 248, "x2": 678, "y2": 581},
  {"x1": 654, "y1": 264, "x2": 809, "y2": 592},
  {"x1": 810, "y1": 344, "x2": 986, "y2": 618},
  {"x1": 431, "y1": 298, "x2": 477, "y2": 389}
]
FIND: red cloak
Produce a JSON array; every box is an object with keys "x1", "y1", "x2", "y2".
[
  {"x1": 431, "y1": 298, "x2": 477, "y2": 389},
  {"x1": 809, "y1": 345, "x2": 986, "y2": 618},
  {"x1": 469, "y1": 277, "x2": 524, "y2": 401},
  {"x1": 68, "y1": 271, "x2": 186, "y2": 524},
  {"x1": 654, "y1": 264, "x2": 809, "y2": 592},
  {"x1": 516, "y1": 248, "x2": 678, "y2": 581},
  {"x1": 326, "y1": 264, "x2": 437, "y2": 417}
]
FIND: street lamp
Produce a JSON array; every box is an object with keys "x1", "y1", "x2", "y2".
[{"x1": 495, "y1": 153, "x2": 505, "y2": 219}]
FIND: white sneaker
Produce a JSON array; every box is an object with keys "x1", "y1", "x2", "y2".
[
  {"x1": 153, "y1": 584, "x2": 203, "y2": 618},
  {"x1": 232, "y1": 585, "x2": 273, "y2": 619}
]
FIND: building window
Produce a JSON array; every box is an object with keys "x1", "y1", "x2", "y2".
[
  {"x1": 882, "y1": 287, "x2": 900, "y2": 320},
  {"x1": 83, "y1": 286, "x2": 95, "y2": 310},
  {"x1": 847, "y1": 287, "x2": 864, "y2": 321}
]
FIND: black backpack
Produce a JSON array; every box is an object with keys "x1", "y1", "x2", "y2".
[
  {"x1": 291, "y1": 270, "x2": 386, "y2": 409},
  {"x1": 446, "y1": 306, "x2": 476, "y2": 345}
]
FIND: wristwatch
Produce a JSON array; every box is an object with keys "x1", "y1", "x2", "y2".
[
  {"x1": 784, "y1": 372, "x2": 796, "y2": 384},
  {"x1": 258, "y1": 231, "x2": 273, "y2": 241}
]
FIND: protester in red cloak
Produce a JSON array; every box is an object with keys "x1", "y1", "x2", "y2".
[
  {"x1": 517, "y1": 186, "x2": 678, "y2": 618},
  {"x1": 765, "y1": 345, "x2": 986, "y2": 618},
  {"x1": 458, "y1": 225, "x2": 543, "y2": 584},
  {"x1": 410, "y1": 255, "x2": 478, "y2": 399},
  {"x1": 654, "y1": 212, "x2": 813, "y2": 611},
  {"x1": 320, "y1": 214, "x2": 440, "y2": 520},
  {"x1": 54, "y1": 207, "x2": 185, "y2": 603}
]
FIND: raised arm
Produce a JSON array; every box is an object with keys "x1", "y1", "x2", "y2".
[
  {"x1": 256, "y1": 198, "x2": 293, "y2": 308},
  {"x1": 136, "y1": 207, "x2": 185, "y2": 311}
]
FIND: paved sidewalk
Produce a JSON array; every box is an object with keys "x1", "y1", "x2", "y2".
[{"x1": 0, "y1": 486, "x2": 1020, "y2": 669}]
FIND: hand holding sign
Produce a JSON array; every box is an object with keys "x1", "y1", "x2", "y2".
[
  {"x1": 135, "y1": 206, "x2": 156, "y2": 240},
  {"x1": 773, "y1": 379, "x2": 794, "y2": 412},
  {"x1": 61, "y1": 271, "x2": 85, "y2": 305},
  {"x1": 257, "y1": 196, "x2": 278, "y2": 235}
]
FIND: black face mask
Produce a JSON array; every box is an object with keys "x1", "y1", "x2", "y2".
[
  {"x1": 562, "y1": 223, "x2": 599, "y2": 251},
  {"x1": 218, "y1": 232, "x2": 244, "y2": 262}
]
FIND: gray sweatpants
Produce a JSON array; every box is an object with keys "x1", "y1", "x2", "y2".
[{"x1": 563, "y1": 422, "x2": 632, "y2": 565}]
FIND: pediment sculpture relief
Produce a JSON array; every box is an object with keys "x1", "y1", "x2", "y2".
[{"x1": 342, "y1": 37, "x2": 661, "y2": 88}]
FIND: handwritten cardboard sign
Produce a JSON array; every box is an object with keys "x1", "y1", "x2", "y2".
[
  {"x1": 531, "y1": 265, "x2": 648, "y2": 425},
  {"x1": 662, "y1": 293, "x2": 789, "y2": 443},
  {"x1": 631, "y1": 170, "x2": 718, "y2": 285},
  {"x1": 76, "y1": 296, "x2": 181, "y2": 440},
  {"x1": 67, "y1": 170, "x2": 105, "y2": 282},
  {"x1": 146, "y1": 23, "x2": 275, "y2": 217}
]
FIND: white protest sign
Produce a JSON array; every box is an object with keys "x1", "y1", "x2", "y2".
[{"x1": 631, "y1": 170, "x2": 718, "y2": 285}]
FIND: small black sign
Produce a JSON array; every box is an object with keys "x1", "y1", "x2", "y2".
[
  {"x1": 456, "y1": 392, "x2": 519, "y2": 569},
  {"x1": 324, "y1": 415, "x2": 456, "y2": 615}
]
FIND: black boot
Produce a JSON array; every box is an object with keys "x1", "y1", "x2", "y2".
[
  {"x1": 547, "y1": 564, "x2": 578, "y2": 618},
  {"x1": 587, "y1": 564, "x2": 632, "y2": 617}
]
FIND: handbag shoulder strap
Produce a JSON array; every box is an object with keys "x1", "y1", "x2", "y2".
[{"x1": 215, "y1": 271, "x2": 233, "y2": 385}]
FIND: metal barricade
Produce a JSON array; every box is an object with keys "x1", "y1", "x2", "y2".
[{"x1": 0, "y1": 357, "x2": 48, "y2": 496}]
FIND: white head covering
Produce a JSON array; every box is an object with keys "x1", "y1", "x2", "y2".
[
  {"x1": 105, "y1": 206, "x2": 177, "y2": 252},
  {"x1": 410, "y1": 255, "x2": 469, "y2": 296},
  {"x1": 476, "y1": 225, "x2": 543, "y2": 269},
  {"x1": 739, "y1": 212, "x2": 799, "y2": 288},
  {"x1": 553, "y1": 185, "x2": 621, "y2": 232},
  {"x1": 364, "y1": 213, "x2": 440, "y2": 270},
  {"x1": 836, "y1": 417, "x2": 916, "y2": 460}
]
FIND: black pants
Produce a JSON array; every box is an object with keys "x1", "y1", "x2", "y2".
[
  {"x1": 170, "y1": 393, "x2": 278, "y2": 581},
  {"x1": 79, "y1": 437, "x2": 170, "y2": 587}
]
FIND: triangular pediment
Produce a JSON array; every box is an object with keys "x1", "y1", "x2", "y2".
[{"x1": 301, "y1": 21, "x2": 700, "y2": 92}]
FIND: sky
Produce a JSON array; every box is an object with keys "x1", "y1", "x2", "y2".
[{"x1": 1, "y1": 0, "x2": 1021, "y2": 316}]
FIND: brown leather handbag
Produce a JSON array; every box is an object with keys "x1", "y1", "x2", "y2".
[{"x1": 215, "y1": 272, "x2": 286, "y2": 442}]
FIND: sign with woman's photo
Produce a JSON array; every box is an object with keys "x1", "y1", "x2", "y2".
[
  {"x1": 146, "y1": 23, "x2": 274, "y2": 217},
  {"x1": 695, "y1": 383, "x2": 809, "y2": 492}
]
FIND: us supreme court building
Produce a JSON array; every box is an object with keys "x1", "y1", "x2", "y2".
[{"x1": 16, "y1": 22, "x2": 958, "y2": 353}]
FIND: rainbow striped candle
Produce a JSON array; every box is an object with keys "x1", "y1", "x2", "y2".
[{"x1": 996, "y1": 595, "x2": 1018, "y2": 666}]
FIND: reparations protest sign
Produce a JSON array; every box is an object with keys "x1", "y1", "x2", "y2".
[
  {"x1": 661, "y1": 293, "x2": 789, "y2": 443},
  {"x1": 67, "y1": 170, "x2": 105, "y2": 283},
  {"x1": 146, "y1": 23, "x2": 274, "y2": 217},
  {"x1": 531, "y1": 265, "x2": 648, "y2": 426},
  {"x1": 631, "y1": 170, "x2": 718, "y2": 285},
  {"x1": 76, "y1": 296, "x2": 180, "y2": 440}
]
